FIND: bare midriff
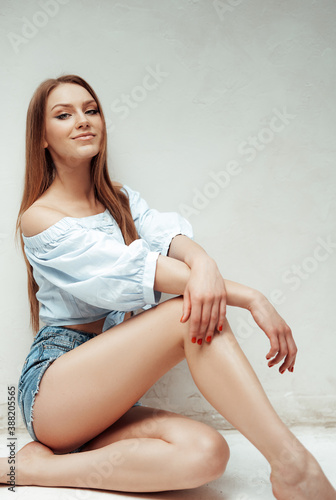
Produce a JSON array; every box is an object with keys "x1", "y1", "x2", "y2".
[{"x1": 64, "y1": 312, "x2": 132, "y2": 336}]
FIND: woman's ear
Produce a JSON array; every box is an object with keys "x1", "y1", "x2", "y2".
[{"x1": 43, "y1": 140, "x2": 48, "y2": 148}]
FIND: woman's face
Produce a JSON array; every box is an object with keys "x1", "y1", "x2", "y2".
[{"x1": 44, "y1": 83, "x2": 104, "y2": 165}]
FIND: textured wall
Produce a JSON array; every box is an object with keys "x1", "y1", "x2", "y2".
[{"x1": 0, "y1": 0, "x2": 335, "y2": 432}]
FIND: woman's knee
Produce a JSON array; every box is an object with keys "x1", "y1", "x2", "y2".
[
  {"x1": 188, "y1": 427, "x2": 230, "y2": 485},
  {"x1": 158, "y1": 296, "x2": 189, "y2": 346},
  {"x1": 200, "y1": 429, "x2": 230, "y2": 481}
]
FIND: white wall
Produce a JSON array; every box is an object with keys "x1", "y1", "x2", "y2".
[{"x1": 0, "y1": 0, "x2": 335, "y2": 432}]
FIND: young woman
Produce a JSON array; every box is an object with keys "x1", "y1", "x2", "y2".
[{"x1": 1, "y1": 75, "x2": 334, "y2": 499}]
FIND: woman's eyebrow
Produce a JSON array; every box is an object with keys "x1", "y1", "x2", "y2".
[{"x1": 51, "y1": 99, "x2": 97, "y2": 111}]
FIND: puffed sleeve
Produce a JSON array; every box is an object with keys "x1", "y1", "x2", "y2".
[
  {"x1": 23, "y1": 222, "x2": 161, "y2": 312},
  {"x1": 122, "y1": 185, "x2": 193, "y2": 256}
]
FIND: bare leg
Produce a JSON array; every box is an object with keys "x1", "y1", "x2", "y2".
[
  {"x1": 0, "y1": 407, "x2": 229, "y2": 491},
  {"x1": 2, "y1": 297, "x2": 335, "y2": 498},
  {"x1": 183, "y1": 318, "x2": 336, "y2": 499}
]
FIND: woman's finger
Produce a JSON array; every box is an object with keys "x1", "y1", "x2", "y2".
[
  {"x1": 268, "y1": 334, "x2": 288, "y2": 369},
  {"x1": 205, "y1": 301, "x2": 220, "y2": 343},
  {"x1": 196, "y1": 301, "x2": 212, "y2": 344},
  {"x1": 279, "y1": 330, "x2": 298, "y2": 373},
  {"x1": 181, "y1": 289, "x2": 191, "y2": 323},
  {"x1": 266, "y1": 330, "x2": 280, "y2": 361},
  {"x1": 188, "y1": 298, "x2": 202, "y2": 343},
  {"x1": 217, "y1": 293, "x2": 226, "y2": 332}
]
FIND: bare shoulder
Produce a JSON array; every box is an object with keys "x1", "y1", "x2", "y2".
[
  {"x1": 112, "y1": 181, "x2": 123, "y2": 189},
  {"x1": 21, "y1": 204, "x2": 67, "y2": 237}
]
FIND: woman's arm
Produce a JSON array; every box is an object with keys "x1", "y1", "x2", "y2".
[
  {"x1": 154, "y1": 255, "x2": 257, "y2": 308},
  {"x1": 155, "y1": 238, "x2": 297, "y2": 373}
]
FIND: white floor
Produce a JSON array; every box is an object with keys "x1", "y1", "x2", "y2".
[{"x1": 0, "y1": 426, "x2": 335, "y2": 499}]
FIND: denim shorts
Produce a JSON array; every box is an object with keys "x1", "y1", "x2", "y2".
[{"x1": 18, "y1": 325, "x2": 141, "y2": 454}]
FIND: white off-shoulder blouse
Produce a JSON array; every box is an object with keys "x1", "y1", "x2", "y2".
[{"x1": 22, "y1": 185, "x2": 193, "y2": 332}]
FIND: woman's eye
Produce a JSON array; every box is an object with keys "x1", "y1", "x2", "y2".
[
  {"x1": 56, "y1": 113, "x2": 70, "y2": 120},
  {"x1": 55, "y1": 109, "x2": 98, "y2": 120}
]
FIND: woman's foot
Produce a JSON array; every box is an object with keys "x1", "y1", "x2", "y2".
[
  {"x1": 0, "y1": 441, "x2": 54, "y2": 486},
  {"x1": 270, "y1": 446, "x2": 336, "y2": 500},
  {"x1": 1, "y1": 440, "x2": 335, "y2": 498}
]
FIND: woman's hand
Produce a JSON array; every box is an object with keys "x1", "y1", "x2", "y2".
[
  {"x1": 180, "y1": 257, "x2": 227, "y2": 344},
  {"x1": 248, "y1": 293, "x2": 298, "y2": 373}
]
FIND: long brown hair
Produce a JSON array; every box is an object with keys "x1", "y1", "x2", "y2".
[{"x1": 16, "y1": 75, "x2": 138, "y2": 333}]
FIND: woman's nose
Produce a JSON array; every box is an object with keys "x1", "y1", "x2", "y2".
[{"x1": 75, "y1": 112, "x2": 90, "y2": 128}]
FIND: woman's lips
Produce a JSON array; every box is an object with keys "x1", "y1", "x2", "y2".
[{"x1": 73, "y1": 134, "x2": 95, "y2": 141}]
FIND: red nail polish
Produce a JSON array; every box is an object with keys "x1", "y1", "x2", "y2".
[
  {"x1": 191, "y1": 337, "x2": 196, "y2": 343},
  {"x1": 218, "y1": 325, "x2": 223, "y2": 331},
  {"x1": 180, "y1": 315, "x2": 184, "y2": 322},
  {"x1": 197, "y1": 338, "x2": 203, "y2": 345},
  {"x1": 206, "y1": 336, "x2": 211, "y2": 343}
]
